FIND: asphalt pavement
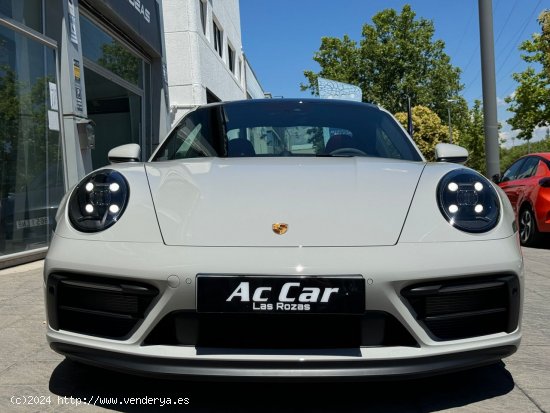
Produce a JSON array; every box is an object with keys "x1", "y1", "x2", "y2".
[{"x1": 0, "y1": 246, "x2": 549, "y2": 412}]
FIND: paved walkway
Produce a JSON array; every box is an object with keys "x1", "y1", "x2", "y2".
[{"x1": 0, "y1": 247, "x2": 548, "y2": 412}]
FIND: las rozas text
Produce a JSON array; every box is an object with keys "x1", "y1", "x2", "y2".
[{"x1": 253, "y1": 302, "x2": 310, "y2": 311}]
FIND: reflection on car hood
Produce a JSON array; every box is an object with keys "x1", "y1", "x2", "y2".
[{"x1": 145, "y1": 157, "x2": 425, "y2": 247}]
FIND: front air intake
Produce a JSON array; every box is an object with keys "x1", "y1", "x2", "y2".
[
  {"x1": 402, "y1": 274, "x2": 520, "y2": 341},
  {"x1": 47, "y1": 274, "x2": 158, "y2": 339},
  {"x1": 144, "y1": 311, "x2": 418, "y2": 349}
]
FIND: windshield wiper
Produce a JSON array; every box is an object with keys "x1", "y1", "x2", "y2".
[{"x1": 315, "y1": 153, "x2": 355, "y2": 157}]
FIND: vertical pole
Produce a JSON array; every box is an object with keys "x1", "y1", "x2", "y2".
[
  {"x1": 407, "y1": 95, "x2": 413, "y2": 138},
  {"x1": 447, "y1": 106, "x2": 453, "y2": 143},
  {"x1": 478, "y1": 0, "x2": 500, "y2": 179}
]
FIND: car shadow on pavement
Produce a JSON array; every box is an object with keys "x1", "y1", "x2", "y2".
[
  {"x1": 49, "y1": 359, "x2": 515, "y2": 412},
  {"x1": 533, "y1": 235, "x2": 550, "y2": 249}
]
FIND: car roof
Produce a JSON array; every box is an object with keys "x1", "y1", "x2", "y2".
[
  {"x1": 517, "y1": 152, "x2": 550, "y2": 162},
  {"x1": 200, "y1": 98, "x2": 381, "y2": 111}
]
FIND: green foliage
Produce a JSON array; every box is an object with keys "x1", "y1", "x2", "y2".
[
  {"x1": 97, "y1": 42, "x2": 140, "y2": 85},
  {"x1": 302, "y1": 5, "x2": 465, "y2": 123},
  {"x1": 505, "y1": 10, "x2": 550, "y2": 140},
  {"x1": 0, "y1": 65, "x2": 20, "y2": 145},
  {"x1": 0, "y1": 64, "x2": 62, "y2": 197},
  {"x1": 500, "y1": 134, "x2": 550, "y2": 173},
  {"x1": 395, "y1": 105, "x2": 448, "y2": 161},
  {"x1": 0, "y1": 65, "x2": 21, "y2": 198},
  {"x1": 460, "y1": 100, "x2": 487, "y2": 174},
  {"x1": 302, "y1": 35, "x2": 360, "y2": 93}
]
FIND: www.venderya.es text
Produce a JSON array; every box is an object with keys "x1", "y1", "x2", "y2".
[{"x1": 11, "y1": 395, "x2": 190, "y2": 407}]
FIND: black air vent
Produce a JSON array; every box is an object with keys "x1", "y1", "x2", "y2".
[
  {"x1": 47, "y1": 274, "x2": 158, "y2": 339},
  {"x1": 402, "y1": 275, "x2": 520, "y2": 341}
]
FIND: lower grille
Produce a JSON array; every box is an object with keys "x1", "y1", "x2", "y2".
[
  {"x1": 47, "y1": 273, "x2": 158, "y2": 339},
  {"x1": 402, "y1": 274, "x2": 520, "y2": 341},
  {"x1": 144, "y1": 311, "x2": 418, "y2": 349}
]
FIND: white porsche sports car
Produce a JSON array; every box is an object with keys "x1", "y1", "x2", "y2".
[{"x1": 45, "y1": 99, "x2": 523, "y2": 379}]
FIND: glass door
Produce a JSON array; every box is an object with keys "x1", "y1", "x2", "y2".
[
  {"x1": 80, "y1": 13, "x2": 147, "y2": 169},
  {"x1": 0, "y1": 24, "x2": 64, "y2": 256},
  {"x1": 84, "y1": 66, "x2": 142, "y2": 169}
]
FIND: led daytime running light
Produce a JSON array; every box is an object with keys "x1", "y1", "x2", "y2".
[{"x1": 68, "y1": 169, "x2": 129, "y2": 232}]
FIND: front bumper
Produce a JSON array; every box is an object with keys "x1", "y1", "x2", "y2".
[
  {"x1": 51, "y1": 342, "x2": 517, "y2": 380},
  {"x1": 45, "y1": 232, "x2": 523, "y2": 379}
]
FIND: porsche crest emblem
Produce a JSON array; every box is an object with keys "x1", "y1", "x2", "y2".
[{"x1": 272, "y1": 223, "x2": 288, "y2": 235}]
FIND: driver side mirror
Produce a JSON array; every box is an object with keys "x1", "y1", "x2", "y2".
[
  {"x1": 434, "y1": 143, "x2": 468, "y2": 164},
  {"x1": 108, "y1": 143, "x2": 141, "y2": 164}
]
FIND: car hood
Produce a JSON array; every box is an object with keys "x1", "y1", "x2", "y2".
[{"x1": 145, "y1": 157, "x2": 425, "y2": 247}]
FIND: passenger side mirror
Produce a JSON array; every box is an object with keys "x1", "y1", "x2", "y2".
[
  {"x1": 434, "y1": 143, "x2": 468, "y2": 164},
  {"x1": 108, "y1": 143, "x2": 141, "y2": 164}
]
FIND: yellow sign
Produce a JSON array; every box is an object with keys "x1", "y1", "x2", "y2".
[{"x1": 73, "y1": 60, "x2": 81, "y2": 82}]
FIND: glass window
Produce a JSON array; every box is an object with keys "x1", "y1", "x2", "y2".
[
  {"x1": 199, "y1": 0, "x2": 207, "y2": 35},
  {"x1": 501, "y1": 158, "x2": 525, "y2": 182},
  {"x1": 213, "y1": 20, "x2": 222, "y2": 58},
  {"x1": 80, "y1": 15, "x2": 143, "y2": 87},
  {"x1": 153, "y1": 108, "x2": 219, "y2": 161},
  {"x1": 0, "y1": 0, "x2": 43, "y2": 32},
  {"x1": 0, "y1": 25, "x2": 64, "y2": 257},
  {"x1": 206, "y1": 88, "x2": 220, "y2": 103},
  {"x1": 227, "y1": 44, "x2": 235, "y2": 73},
  {"x1": 84, "y1": 67, "x2": 142, "y2": 170},
  {"x1": 239, "y1": 58, "x2": 244, "y2": 82},
  {"x1": 516, "y1": 157, "x2": 540, "y2": 179},
  {"x1": 152, "y1": 101, "x2": 423, "y2": 162},
  {"x1": 144, "y1": 61, "x2": 152, "y2": 158},
  {"x1": 501, "y1": 159, "x2": 526, "y2": 182}
]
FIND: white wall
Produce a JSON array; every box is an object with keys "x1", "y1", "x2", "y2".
[
  {"x1": 163, "y1": 0, "x2": 250, "y2": 124},
  {"x1": 244, "y1": 57, "x2": 264, "y2": 99}
]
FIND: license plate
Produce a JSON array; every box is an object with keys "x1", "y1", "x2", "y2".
[{"x1": 197, "y1": 275, "x2": 365, "y2": 314}]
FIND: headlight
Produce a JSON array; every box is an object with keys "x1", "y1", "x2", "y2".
[
  {"x1": 68, "y1": 169, "x2": 129, "y2": 232},
  {"x1": 437, "y1": 169, "x2": 500, "y2": 233}
]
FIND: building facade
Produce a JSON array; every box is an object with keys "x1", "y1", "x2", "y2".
[
  {"x1": 0, "y1": 0, "x2": 263, "y2": 268},
  {"x1": 163, "y1": 0, "x2": 264, "y2": 123},
  {"x1": 0, "y1": 0, "x2": 171, "y2": 268}
]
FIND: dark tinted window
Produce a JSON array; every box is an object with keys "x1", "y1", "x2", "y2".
[
  {"x1": 213, "y1": 21, "x2": 222, "y2": 58},
  {"x1": 199, "y1": 0, "x2": 207, "y2": 34},
  {"x1": 502, "y1": 159, "x2": 526, "y2": 182},
  {"x1": 516, "y1": 157, "x2": 540, "y2": 179},
  {"x1": 0, "y1": 0, "x2": 42, "y2": 32},
  {"x1": 153, "y1": 107, "x2": 221, "y2": 161},
  {"x1": 152, "y1": 101, "x2": 423, "y2": 162},
  {"x1": 228, "y1": 44, "x2": 235, "y2": 73},
  {"x1": 80, "y1": 15, "x2": 143, "y2": 87}
]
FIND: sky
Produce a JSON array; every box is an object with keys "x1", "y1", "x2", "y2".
[{"x1": 239, "y1": 0, "x2": 548, "y2": 147}]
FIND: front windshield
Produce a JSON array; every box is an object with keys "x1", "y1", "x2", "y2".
[{"x1": 152, "y1": 100, "x2": 422, "y2": 162}]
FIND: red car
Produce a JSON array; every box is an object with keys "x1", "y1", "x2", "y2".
[{"x1": 499, "y1": 153, "x2": 550, "y2": 246}]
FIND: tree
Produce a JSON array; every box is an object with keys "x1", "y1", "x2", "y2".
[
  {"x1": 395, "y1": 105, "x2": 448, "y2": 161},
  {"x1": 500, "y1": 138, "x2": 550, "y2": 173},
  {"x1": 302, "y1": 5, "x2": 465, "y2": 123},
  {"x1": 505, "y1": 10, "x2": 550, "y2": 140},
  {"x1": 460, "y1": 100, "x2": 486, "y2": 174}
]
